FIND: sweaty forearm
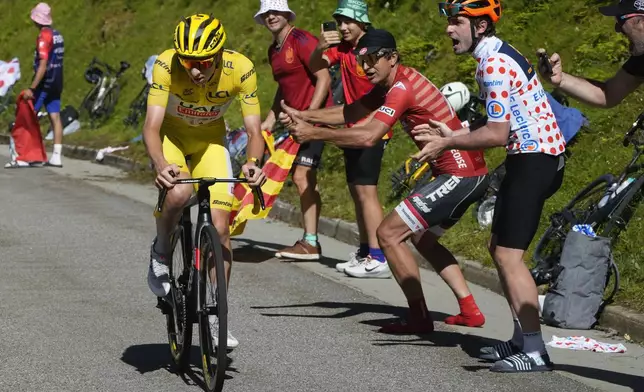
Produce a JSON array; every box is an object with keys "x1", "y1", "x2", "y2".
[
  {"x1": 559, "y1": 73, "x2": 610, "y2": 108},
  {"x1": 302, "y1": 105, "x2": 346, "y2": 125},
  {"x1": 246, "y1": 131, "x2": 265, "y2": 163},
  {"x1": 311, "y1": 126, "x2": 378, "y2": 148},
  {"x1": 309, "y1": 47, "x2": 328, "y2": 74},
  {"x1": 30, "y1": 63, "x2": 47, "y2": 90},
  {"x1": 445, "y1": 125, "x2": 505, "y2": 151},
  {"x1": 143, "y1": 128, "x2": 166, "y2": 168}
]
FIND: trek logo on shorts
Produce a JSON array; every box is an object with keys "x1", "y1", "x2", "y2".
[
  {"x1": 427, "y1": 176, "x2": 461, "y2": 202},
  {"x1": 411, "y1": 195, "x2": 432, "y2": 213},
  {"x1": 487, "y1": 100, "x2": 505, "y2": 119},
  {"x1": 378, "y1": 106, "x2": 396, "y2": 117}
]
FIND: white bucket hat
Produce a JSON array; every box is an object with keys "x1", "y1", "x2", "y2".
[{"x1": 254, "y1": 0, "x2": 296, "y2": 25}]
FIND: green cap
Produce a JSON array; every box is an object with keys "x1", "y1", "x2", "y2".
[{"x1": 333, "y1": 0, "x2": 371, "y2": 24}]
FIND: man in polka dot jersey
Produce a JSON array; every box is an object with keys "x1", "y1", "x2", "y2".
[{"x1": 412, "y1": 0, "x2": 566, "y2": 374}]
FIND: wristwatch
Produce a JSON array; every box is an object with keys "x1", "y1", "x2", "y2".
[{"x1": 247, "y1": 157, "x2": 261, "y2": 167}]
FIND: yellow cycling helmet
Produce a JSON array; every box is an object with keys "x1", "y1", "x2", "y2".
[{"x1": 174, "y1": 14, "x2": 227, "y2": 59}]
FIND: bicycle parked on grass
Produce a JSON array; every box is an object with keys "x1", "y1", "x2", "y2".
[
  {"x1": 529, "y1": 110, "x2": 644, "y2": 308},
  {"x1": 80, "y1": 57, "x2": 130, "y2": 129},
  {"x1": 155, "y1": 173, "x2": 265, "y2": 392},
  {"x1": 124, "y1": 55, "x2": 157, "y2": 128}
]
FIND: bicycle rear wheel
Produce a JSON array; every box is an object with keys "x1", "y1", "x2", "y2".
[
  {"x1": 531, "y1": 174, "x2": 616, "y2": 283},
  {"x1": 166, "y1": 218, "x2": 194, "y2": 369},
  {"x1": 197, "y1": 225, "x2": 228, "y2": 392}
]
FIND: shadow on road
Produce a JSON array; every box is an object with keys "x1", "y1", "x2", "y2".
[
  {"x1": 556, "y1": 364, "x2": 644, "y2": 391},
  {"x1": 250, "y1": 300, "x2": 498, "y2": 359},
  {"x1": 232, "y1": 238, "x2": 345, "y2": 269},
  {"x1": 464, "y1": 362, "x2": 644, "y2": 390},
  {"x1": 120, "y1": 343, "x2": 236, "y2": 388}
]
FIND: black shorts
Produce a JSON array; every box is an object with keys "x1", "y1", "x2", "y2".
[
  {"x1": 343, "y1": 139, "x2": 388, "y2": 185},
  {"x1": 492, "y1": 153, "x2": 565, "y2": 250},
  {"x1": 294, "y1": 140, "x2": 324, "y2": 169},
  {"x1": 395, "y1": 173, "x2": 489, "y2": 235}
]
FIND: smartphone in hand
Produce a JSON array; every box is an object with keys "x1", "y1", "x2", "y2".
[
  {"x1": 322, "y1": 21, "x2": 339, "y2": 48},
  {"x1": 537, "y1": 50, "x2": 553, "y2": 76},
  {"x1": 322, "y1": 21, "x2": 337, "y2": 32}
]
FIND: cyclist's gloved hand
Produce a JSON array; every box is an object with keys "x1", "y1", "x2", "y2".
[
  {"x1": 536, "y1": 48, "x2": 562, "y2": 87},
  {"x1": 242, "y1": 162, "x2": 267, "y2": 188},
  {"x1": 155, "y1": 163, "x2": 181, "y2": 190}
]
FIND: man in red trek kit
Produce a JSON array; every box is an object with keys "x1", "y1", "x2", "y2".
[
  {"x1": 280, "y1": 28, "x2": 489, "y2": 333},
  {"x1": 255, "y1": 0, "x2": 333, "y2": 260}
]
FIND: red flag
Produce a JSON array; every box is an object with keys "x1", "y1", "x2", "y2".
[{"x1": 11, "y1": 93, "x2": 47, "y2": 163}]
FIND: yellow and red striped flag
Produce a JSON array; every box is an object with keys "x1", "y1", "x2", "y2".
[{"x1": 228, "y1": 130, "x2": 300, "y2": 236}]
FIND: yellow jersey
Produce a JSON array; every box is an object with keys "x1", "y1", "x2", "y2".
[{"x1": 148, "y1": 48, "x2": 261, "y2": 142}]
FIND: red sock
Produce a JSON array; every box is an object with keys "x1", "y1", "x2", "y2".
[{"x1": 444, "y1": 294, "x2": 485, "y2": 327}]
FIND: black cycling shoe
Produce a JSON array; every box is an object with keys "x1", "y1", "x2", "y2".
[
  {"x1": 490, "y1": 352, "x2": 554, "y2": 373},
  {"x1": 479, "y1": 340, "x2": 521, "y2": 362}
]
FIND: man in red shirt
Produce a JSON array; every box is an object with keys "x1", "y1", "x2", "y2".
[
  {"x1": 308, "y1": 0, "x2": 394, "y2": 279},
  {"x1": 280, "y1": 28, "x2": 489, "y2": 333},
  {"x1": 255, "y1": 0, "x2": 333, "y2": 260}
]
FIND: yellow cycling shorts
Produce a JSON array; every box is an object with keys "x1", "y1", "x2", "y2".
[{"x1": 161, "y1": 128, "x2": 234, "y2": 213}]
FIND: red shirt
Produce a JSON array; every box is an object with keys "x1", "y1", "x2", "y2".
[
  {"x1": 361, "y1": 65, "x2": 488, "y2": 177},
  {"x1": 268, "y1": 27, "x2": 332, "y2": 111},
  {"x1": 325, "y1": 42, "x2": 392, "y2": 139}
]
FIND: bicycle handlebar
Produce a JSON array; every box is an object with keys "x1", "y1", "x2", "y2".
[
  {"x1": 623, "y1": 110, "x2": 644, "y2": 147},
  {"x1": 88, "y1": 57, "x2": 129, "y2": 77},
  {"x1": 155, "y1": 173, "x2": 266, "y2": 215}
]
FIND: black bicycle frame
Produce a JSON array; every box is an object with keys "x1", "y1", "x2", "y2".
[{"x1": 156, "y1": 177, "x2": 266, "y2": 229}]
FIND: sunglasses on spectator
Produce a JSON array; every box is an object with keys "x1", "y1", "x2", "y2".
[
  {"x1": 438, "y1": 2, "x2": 465, "y2": 18},
  {"x1": 616, "y1": 13, "x2": 644, "y2": 25}
]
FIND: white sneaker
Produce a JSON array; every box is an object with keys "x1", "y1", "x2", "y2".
[
  {"x1": 335, "y1": 251, "x2": 366, "y2": 272},
  {"x1": 344, "y1": 256, "x2": 392, "y2": 279},
  {"x1": 147, "y1": 241, "x2": 170, "y2": 297},
  {"x1": 209, "y1": 315, "x2": 239, "y2": 349}
]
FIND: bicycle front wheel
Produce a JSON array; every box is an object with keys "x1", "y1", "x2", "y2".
[
  {"x1": 166, "y1": 223, "x2": 193, "y2": 370},
  {"x1": 532, "y1": 174, "x2": 615, "y2": 268},
  {"x1": 197, "y1": 225, "x2": 228, "y2": 392}
]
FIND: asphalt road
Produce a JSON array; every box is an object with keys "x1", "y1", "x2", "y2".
[{"x1": 0, "y1": 160, "x2": 623, "y2": 392}]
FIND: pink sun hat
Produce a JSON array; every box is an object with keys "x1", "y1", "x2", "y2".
[{"x1": 30, "y1": 3, "x2": 53, "y2": 26}]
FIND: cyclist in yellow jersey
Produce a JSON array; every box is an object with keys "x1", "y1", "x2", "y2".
[{"x1": 143, "y1": 14, "x2": 266, "y2": 350}]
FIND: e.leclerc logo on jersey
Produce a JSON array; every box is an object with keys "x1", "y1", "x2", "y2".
[
  {"x1": 487, "y1": 100, "x2": 505, "y2": 118},
  {"x1": 520, "y1": 140, "x2": 539, "y2": 151}
]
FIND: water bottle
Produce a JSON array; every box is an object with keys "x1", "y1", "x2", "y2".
[{"x1": 598, "y1": 183, "x2": 617, "y2": 208}]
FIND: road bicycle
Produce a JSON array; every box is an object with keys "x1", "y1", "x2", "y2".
[
  {"x1": 80, "y1": 57, "x2": 130, "y2": 129},
  {"x1": 530, "y1": 110, "x2": 644, "y2": 308},
  {"x1": 124, "y1": 55, "x2": 157, "y2": 128},
  {"x1": 155, "y1": 173, "x2": 265, "y2": 392},
  {"x1": 122, "y1": 78, "x2": 150, "y2": 128}
]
